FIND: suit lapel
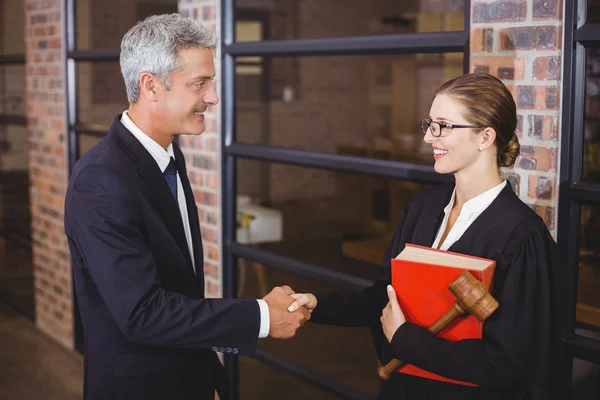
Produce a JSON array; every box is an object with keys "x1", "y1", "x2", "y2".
[
  {"x1": 410, "y1": 185, "x2": 453, "y2": 248},
  {"x1": 173, "y1": 143, "x2": 205, "y2": 291},
  {"x1": 107, "y1": 116, "x2": 197, "y2": 281}
]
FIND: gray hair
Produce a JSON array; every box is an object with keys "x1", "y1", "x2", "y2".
[{"x1": 120, "y1": 13, "x2": 218, "y2": 103}]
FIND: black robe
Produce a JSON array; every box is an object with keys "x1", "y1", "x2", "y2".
[{"x1": 310, "y1": 182, "x2": 559, "y2": 400}]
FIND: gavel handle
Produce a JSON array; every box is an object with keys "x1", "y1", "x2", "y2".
[{"x1": 378, "y1": 302, "x2": 465, "y2": 380}]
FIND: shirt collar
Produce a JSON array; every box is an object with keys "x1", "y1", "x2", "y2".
[
  {"x1": 120, "y1": 110, "x2": 175, "y2": 173},
  {"x1": 443, "y1": 180, "x2": 507, "y2": 220}
]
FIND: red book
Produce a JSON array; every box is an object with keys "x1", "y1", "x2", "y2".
[{"x1": 391, "y1": 243, "x2": 496, "y2": 387}]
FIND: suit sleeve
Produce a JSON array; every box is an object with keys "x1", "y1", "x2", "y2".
[
  {"x1": 65, "y1": 165, "x2": 261, "y2": 355},
  {"x1": 387, "y1": 222, "x2": 556, "y2": 388},
  {"x1": 310, "y1": 205, "x2": 410, "y2": 327}
]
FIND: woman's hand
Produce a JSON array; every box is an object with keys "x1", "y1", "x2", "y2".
[
  {"x1": 287, "y1": 293, "x2": 318, "y2": 313},
  {"x1": 381, "y1": 285, "x2": 406, "y2": 343}
]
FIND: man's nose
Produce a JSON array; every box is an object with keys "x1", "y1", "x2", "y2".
[{"x1": 204, "y1": 81, "x2": 219, "y2": 106}]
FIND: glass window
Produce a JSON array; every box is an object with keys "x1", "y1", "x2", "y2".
[
  {"x1": 75, "y1": 0, "x2": 178, "y2": 50},
  {"x1": 236, "y1": 159, "x2": 430, "y2": 279},
  {"x1": 584, "y1": 48, "x2": 600, "y2": 181},
  {"x1": 234, "y1": 0, "x2": 465, "y2": 41},
  {"x1": 237, "y1": 257, "x2": 378, "y2": 397},
  {"x1": 239, "y1": 357, "x2": 339, "y2": 400},
  {"x1": 1, "y1": 0, "x2": 25, "y2": 54},
  {"x1": 571, "y1": 357, "x2": 600, "y2": 399},
  {"x1": 588, "y1": 0, "x2": 600, "y2": 23},
  {"x1": 235, "y1": 53, "x2": 463, "y2": 164},
  {"x1": 0, "y1": 124, "x2": 33, "y2": 317},
  {"x1": 0, "y1": 65, "x2": 26, "y2": 116},
  {"x1": 78, "y1": 134, "x2": 104, "y2": 158},
  {"x1": 77, "y1": 62, "x2": 128, "y2": 129},
  {"x1": 578, "y1": 205, "x2": 600, "y2": 331}
]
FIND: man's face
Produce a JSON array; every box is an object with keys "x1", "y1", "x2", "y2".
[{"x1": 156, "y1": 47, "x2": 219, "y2": 136}]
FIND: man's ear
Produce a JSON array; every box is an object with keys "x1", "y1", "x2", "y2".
[
  {"x1": 138, "y1": 72, "x2": 161, "y2": 102},
  {"x1": 479, "y1": 127, "x2": 497, "y2": 151}
]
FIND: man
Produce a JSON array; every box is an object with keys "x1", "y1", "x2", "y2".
[{"x1": 64, "y1": 14, "x2": 309, "y2": 400}]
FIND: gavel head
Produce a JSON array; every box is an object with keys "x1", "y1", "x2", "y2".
[{"x1": 448, "y1": 271, "x2": 498, "y2": 321}]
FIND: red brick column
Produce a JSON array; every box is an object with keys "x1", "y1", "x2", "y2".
[
  {"x1": 470, "y1": 0, "x2": 562, "y2": 236},
  {"x1": 25, "y1": 0, "x2": 72, "y2": 348},
  {"x1": 178, "y1": 0, "x2": 221, "y2": 298}
]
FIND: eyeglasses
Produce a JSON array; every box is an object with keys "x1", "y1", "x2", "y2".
[{"x1": 420, "y1": 118, "x2": 485, "y2": 137}]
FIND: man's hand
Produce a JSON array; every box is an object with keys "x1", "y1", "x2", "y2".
[
  {"x1": 263, "y1": 286, "x2": 311, "y2": 339},
  {"x1": 287, "y1": 293, "x2": 317, "y2": 313},
  {"x1": 381, "y1": 285, "x2": 406, "y2": 343}
]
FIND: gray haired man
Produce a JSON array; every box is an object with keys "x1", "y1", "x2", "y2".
[{"x1": 64, "y1": 13, "x2": 310, "y2": 400}]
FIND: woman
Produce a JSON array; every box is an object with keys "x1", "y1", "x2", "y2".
[{"x1": 288, "y1": 73, "x2": 559, "y2": 399}]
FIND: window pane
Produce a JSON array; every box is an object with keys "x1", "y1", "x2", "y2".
[
  {"x1": 0, "y1": 125, "x2": 33, "y2": 316},
  {"x1": 578, "y1": 205, "x2": 600, "y2": 330},
  {"x1": 588, "y1": 0, "x2": 600, "y2": 23},
  {"x1": 235, "y1": 53, "x2": 463, "y2": 164},
  {"x1": 77, "y1": 62, "x2": 128, "y2": 129},
  {"x1": 78, "y1": 134, "x2": 104, "y2": 158},
  {"x1": 237, "y1": 257, "x2": 379, "y2": 397},
  {"x1": 234, "y1": 0, "x2": 465, "y2": 41},
  {"x1": 75, "y1": 0, "x2": 178, "y2": 50},
  {"x1": 236, "y1": 159, "x2": 430, "y2": 280},
  {"x1": 239, "y1": 357, "x2": 339, "y2": 400},
  {"x1": 0, "y1": 65, "x2": 26, "y2": 116},
  {"x1": 571, "y1": 357, "x2": 600, "y2": 399},
  {"x1": 1, "y1": 0, "x2": 25, "y2": 54},
  {"x1": 584, "y1": 49, "x2": 600, "y2": 181}
]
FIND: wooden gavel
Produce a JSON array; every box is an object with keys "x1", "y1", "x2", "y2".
[{"x1": 378, "y1": 271, "x2": 499, "y2": 380}]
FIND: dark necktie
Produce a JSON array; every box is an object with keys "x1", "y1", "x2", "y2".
[{"x1": 164, "y1": 157, "x2": 178, "y2": 202}]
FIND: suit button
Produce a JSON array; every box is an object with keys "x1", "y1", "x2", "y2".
[
  {"x1": 232, "y1": 348, "x2": 239, "y2": 354},
  {"x1": 219, "y1": 347, "x2": 225, "y2": 353},
  {"x1": 212, "y1": 346, "x2": 218, "y2": 352},
  {"x1": 226, "y1": 347, "x2": 232, "y2": 353}
]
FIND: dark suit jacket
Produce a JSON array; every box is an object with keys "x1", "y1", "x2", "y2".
[{"x1": 64, "y1": 115, "x2": 261, "y2": 400}]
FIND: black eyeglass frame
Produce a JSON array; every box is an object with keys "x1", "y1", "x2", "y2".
[{"x1": 421, "y1": 117, "x2": 485, "y2": 137}]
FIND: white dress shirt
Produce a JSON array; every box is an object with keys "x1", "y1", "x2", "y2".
[
  {"x1": 121, "y1": 111, "x2": 270, "y2": 338},
  {"x1": 432, "y1": 180, "x2": 507, "y2": 250}
]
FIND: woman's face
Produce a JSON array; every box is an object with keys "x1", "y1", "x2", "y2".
[{"x1": 423, "y1": 94, "x2": 485, "y2": 175}]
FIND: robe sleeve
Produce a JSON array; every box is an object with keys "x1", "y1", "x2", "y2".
[
  {"x1": 388, "y1": 220, "x2": 557, "y2": 389},
  {"x1": 309, "y1": 204, "x2": 410, "y2": 328}
]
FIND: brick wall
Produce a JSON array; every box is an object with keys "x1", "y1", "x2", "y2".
[
  {"x1": 25, "y1": 0, "x2": 72, "y2": 348},
  {"x1": 178, "y1": 0, "x2": 221, "y2": 298},
  {"x1": 470, "y1": 0, "x2": 562, "y2": 236}
]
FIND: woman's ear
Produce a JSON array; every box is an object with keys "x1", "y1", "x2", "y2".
[{"x1": 479, "y1": 127, "x2": 497, "y2": 151}]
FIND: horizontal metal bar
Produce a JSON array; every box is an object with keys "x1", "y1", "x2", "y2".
[
  {"x1": 568, "y1": 182, "x2": 600, "y2": 204},
  {"x1": 564, "y1": 335, "x2": 600, "y2": 363},
  {"x1": 0, "y1": 291, "x2": 34, "y2": 320},
  {"x1": 253, "y1": 349, "x2": 373, "y2": 400},
  {"x1": 227, "y1": 241, "x2": 372, "y2": 292},
  {"x1": 574, "y1": 24, "x2": 600, "y2": 46},
  {"x1": 67, "y1": 49, "x2": 120, "y2": 62},
  {"x1": 0, "y1": 230, "x2": 32, "y2": 248},
  {"x1": 0, "y1": 54, "x2": 26, "y2": 65},
  {"x1": 72, "y1": 124, "x2": 108, "y2": 137},
  {"x1": 0, "y1": 115, "x2": 26, "y2": 125},
  {"x1": 224, "y1": 31, "x2": 467, "y2": 57},
  {"x1": 226, "y1": 142, "x2": 451, "y2": 185}
]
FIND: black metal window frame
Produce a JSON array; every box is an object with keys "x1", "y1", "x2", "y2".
[
  {"x1": 0, "y1": 52, "x2": 32, "y2": 319},
  {"x1": 221, "y1": 1, "x2": 469, "y2": 399},
  {"x1": 63, "y1": 0, "x2": 121, "y2": 352},
  {"x1": 557, "y1": 0, "x2": 600, "y2": 398}
]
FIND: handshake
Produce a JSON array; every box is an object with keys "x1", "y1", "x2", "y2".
[{"x1": 262, "y1": 286, "x2": 317, "y2": 339}]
